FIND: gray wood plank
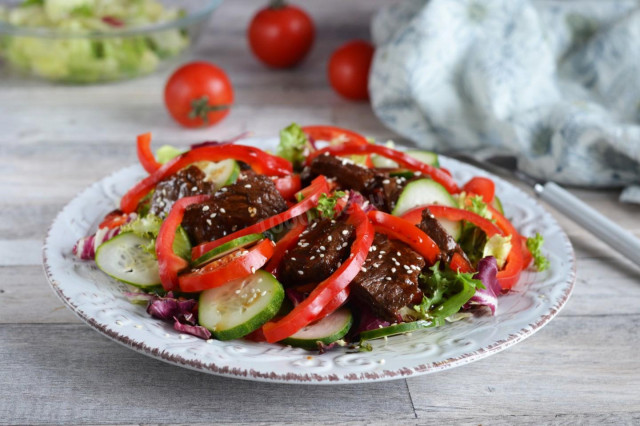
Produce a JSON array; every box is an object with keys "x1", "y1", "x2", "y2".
[
  {"x1": 0, "y1": 324, "x2": 415, "y2": 425},
  {"x1": 407, "y1": 314, "x2": 640, "y2": 421}
]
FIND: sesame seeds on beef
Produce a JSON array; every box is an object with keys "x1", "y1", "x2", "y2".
[
  {"x1": 181, "y1": 171, "x2": 288, "y2": 245},
  {"x1": 278, "y1": 218, "x2": 355, "y2": 287}
]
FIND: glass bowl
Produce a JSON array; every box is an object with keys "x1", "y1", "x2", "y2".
[{"x1": 0, "y1": 0, "x2": 221, "y2": 83}]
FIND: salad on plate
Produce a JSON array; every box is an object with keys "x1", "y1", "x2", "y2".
[
  {"x1": 72, "y1": 124, "x2": 548, "y2": 352},
  {"x1": 0, "y1": 0, "x2": 189, "y2": 82}
]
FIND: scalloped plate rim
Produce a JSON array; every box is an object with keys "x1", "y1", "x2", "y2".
[{"x1": 42, "y1": 137, "x2": 576, "y2": 384}]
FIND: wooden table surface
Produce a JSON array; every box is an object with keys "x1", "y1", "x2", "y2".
[{"x1": 1, "y1": 1, "x2": 639, "y2": 424}]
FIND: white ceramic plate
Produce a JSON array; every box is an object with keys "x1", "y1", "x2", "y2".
[{"x1": 43, "y1": 137, "x2": 575, "y2": 384}]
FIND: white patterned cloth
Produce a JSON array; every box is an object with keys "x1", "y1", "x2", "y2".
[{"x1": 370, "y1": 0, "x2": 640, "y2": 203}]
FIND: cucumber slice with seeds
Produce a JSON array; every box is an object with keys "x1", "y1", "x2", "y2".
[
  {"x1": 95, "y1": 232, "x2": 160, "y2": 289},
  {"x1": 192, "y1": 233, "x2": 264, "y2": 267},
  {"x1": 198, "y1": 270, "x2": 284, "y2": 341},
  {"x1": 359, "y1": 320, "x2": 434, "y2": 341},
  {"x1": 391, "y1": 178, "x2": 462, "y2": 240},
  {"x1": 282, "y1": 308, "x2": 353, "y2": 350},
  {"x1": 194, "y1": 159, "x2": 240, "y2": 189},
  {"x1": 372, "y1": 150, "x2": 439, "y2": 168}
]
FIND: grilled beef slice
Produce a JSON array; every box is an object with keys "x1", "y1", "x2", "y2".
[
  {"x1": 305, "y1": 155, "x2": 408, "y2": 212},
  {"x1": 351, "y1": 234, "x2": 425, "y2": 322},
  {"x1": 149, "y1": 166, "x2": 214, "y2": 218},
  {"x1": 182, "y1": 171, "x2": 288, "y2": 245},
  {"x1": 279, "y1": 218, "x2": 355, "y2": 287},
  {"x1": 418, "y1": 207, "x2": 470, "y2": 265}
]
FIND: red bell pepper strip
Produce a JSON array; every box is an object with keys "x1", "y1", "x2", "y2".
[
  {"x1": 98, "y1": 209, "x2": 131, "y2": 229},
  {"x1": 120, "y1": 145, "x2": 293, "y2": 213},
  {"x1": 262, "y1": 205, "x2": 373, "y2": 343},
  {"x1": 264, "y1": 216, "x2": 308, "y2": 276},
  {"x1": 401, "y1": 205, "x2": 503, "y2": 238},
  {"x1": 302, "y1": 125, "x2": 374, "y2": 167},
  {"x1": 136, "y1": 132, "x2": 162, "y2": 174},
  {"x1": 272, "y1": 174, "x2": 302, "y2": 201},
  {"x1": 463, "y1": 176, "x2": 495, "y2": 203},
  {"x1": 302, "y1": 125, "x2": 369, "y2": 146},
  {"x1": 307, "y1": 143, "x2": 460, "y2": 194},
  {"x1": 366, "y1": 211, "x2": 440, "y2": 265},
  {"x1": 179, "y1": 238, "x2": 275, "y2": 293},
  {"x1": 191, "y1": 176, "x2": 330, "y2": 260},
  {"x1": 156, "y1": 195, "x2": 210, "y2": 291},
  {"x1": 487, "y1": 205, "x2": 524, "y2": 290},
  {"x1": 449, "y1": 252, "x2": 474, "y2": 273},
  {"x1": 317, "y1": 288, "x2": 350, "y2": 320}
]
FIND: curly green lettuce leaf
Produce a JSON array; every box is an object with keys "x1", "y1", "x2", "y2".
[
  {"x1": 402, "y1": 262, "x2": 482, "y2": 322},
  {"x1": 526, "y1": 232, "x2": 550, "y2": 271},
  {"x1": 277, "y1": 123, "x2": 309, "y2": 169},
  {"x1": 315, "y1": 191, "x2": 346, "y2": 219}
]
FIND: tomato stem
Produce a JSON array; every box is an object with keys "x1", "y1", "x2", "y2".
[
  {"x1": 189, "y1": 96, "x2": 231, "y2": 124},
  {"x1": 269, "y1": 0, "x2": 287, "y2": 9}
]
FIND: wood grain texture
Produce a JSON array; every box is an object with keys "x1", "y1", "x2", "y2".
[
  {"x1": 0, "y1": 324, "x2": 415, "y2": 425},
  {"x1": 0, "y1": 0, "x2": 639, "y2": 424}
]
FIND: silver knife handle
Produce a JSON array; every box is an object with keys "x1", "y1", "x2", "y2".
[{"x1": 535, "y1": 182, "x2": 640, "y2": 265}]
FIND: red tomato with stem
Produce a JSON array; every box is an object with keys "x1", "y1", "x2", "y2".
[
  {"x1": 248, "y1": 1, "x2": 314, "y2": 68},
  {"x1": 328, "y1": 40, "x2": 374, "y2": 101},
  {"x1": 164, "y1": 62, "x2": 234, "y2": 128}
]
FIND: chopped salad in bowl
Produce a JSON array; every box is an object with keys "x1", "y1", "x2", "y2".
[
  {"x1": 0, "y1": 0, "x2": 219, "y2": 83},
  {"x1": 72, "y1": 124, "x2": 548, "y2": 352}
]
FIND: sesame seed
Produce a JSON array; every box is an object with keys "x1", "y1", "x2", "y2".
[
  {"x1": 385, "y1": 277, "x2": 391, "y2": 281},
  {"x1": 220, "y1": 208, "x2": 226, "y2": 213},
  {"x1": 245, "y1": 184, "x2": 252, "y2": 188},
  {"x1": 310, "y1": 256, "x2": 315, "y2": 260},
  {"x1": 191, "y1": 186, "x2": 198, "y2": 192},
  {"x1": 298, "y1": 270, "x2": 304, "y2": 275},
  {"x1": 320, "y1": 246, "x2": 326, "y2": 251},
  {"x1": 341, "y1": 230, "x2": 349, "y2": 235},
  {"x1": 202, "y1": 205, "x2": 210, "y2": 211},
  {"x1": 251, "y1": 267, "x2": 256, "y2": 274},
  {"x1": 382, "y1": 179, "x2": 390, "y2": 184},
  {"x1": 320, "y1": 254, "x2": 325, "y2": 258},
  {"x1": 380, "y1": 251, "x2": 386, "y2": 255},
  {"x1": 395, "y1": 261, "x2": 401, "y2": 266},
  {"x1": 342, "y1": 242, "x2": 348, "y2": 247},
  {"x1": 206, "y1": 219, "x2": 212, "y2": 226},
  {"x1": 403, "y1": 265, "x2": 410, "y2": 270},
  {"x1": 235, "y1": 289, "x2": 241, "y2": 294},
  {"x1": 397, "y1": 251, "x2": 401, "y2": 257},
  {"x1": 220, "y1": 187, "x2": 228, "y2": 192},
  {"x1": 291, "y1": 257, "x2": 296, "y2": 261},
  {"x1": 378, "y1": 255, "x2": 383, "y2": 259},
  {"x1": 373, "y1": 263, "x2": 380, "y2": 268},
  {"x1": 391, "y1": 267, "x2": 396, "y2": 273},
  {"x1": 392, "y1": 258, "x2": 397, "y2": 262},
  {"x1": 331, "y1": 220, "x2": 336, "y2": 224},
  {"x1": 361, "y1": 267, "x2": 367, "y2": 272},
  {"x1": 328, "y1": 236, "x2": 332, "y2": 241},
  {"x1": 311, "y1": 222, "x2": 317, "y2": 229},
  {"x1": 210, "y1": 213, "x2": 217, "y2": 218}
]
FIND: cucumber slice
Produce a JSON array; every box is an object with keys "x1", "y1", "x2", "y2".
[
  {"x1": 406, "y1": 150, "x2": 440, "y2": 167},
  {"x1": 360, "y1": 320, "x2": 434, "y2": 341},
  {"x1": 371, "y1": 150, "x2": 439, "y2": 168},
  {"x1": 391, "y1": 179, "x2": 462, "y2": 239},
  {"x1": 492, "y1": 195, "x2": 504, "y2": 215},
  {"x1": 194, "y1": 159, "x2": 240, "y2": 189},
  {"x1": 198, "y1": 270, "x2": 284, "y2": 341},
  {"x1": 192, "y1": 233, "x2": 264, "y2": 267},
  {"x1": 282, "y1": 308, "x2": 353, "y2": 350},
  {"x1": 95, "y1": 232, "x2": 160, "y2": 289}
]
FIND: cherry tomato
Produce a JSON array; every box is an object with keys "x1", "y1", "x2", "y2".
[
  {"x1": 328, "y1": 40, "x2": 374, "y2": 100},
  {"x1": 164, "y1": 62, "x2": 234, "y2": 128},
  {"x1": 179, "y1": 238, "x2": 275, "y2": 293},
  {"x1": 463, "y1": 176, "x2": 496, "y2": 203},
  {"x1": 248, "y1": 1, "x2": 314, "y2": 68}
]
